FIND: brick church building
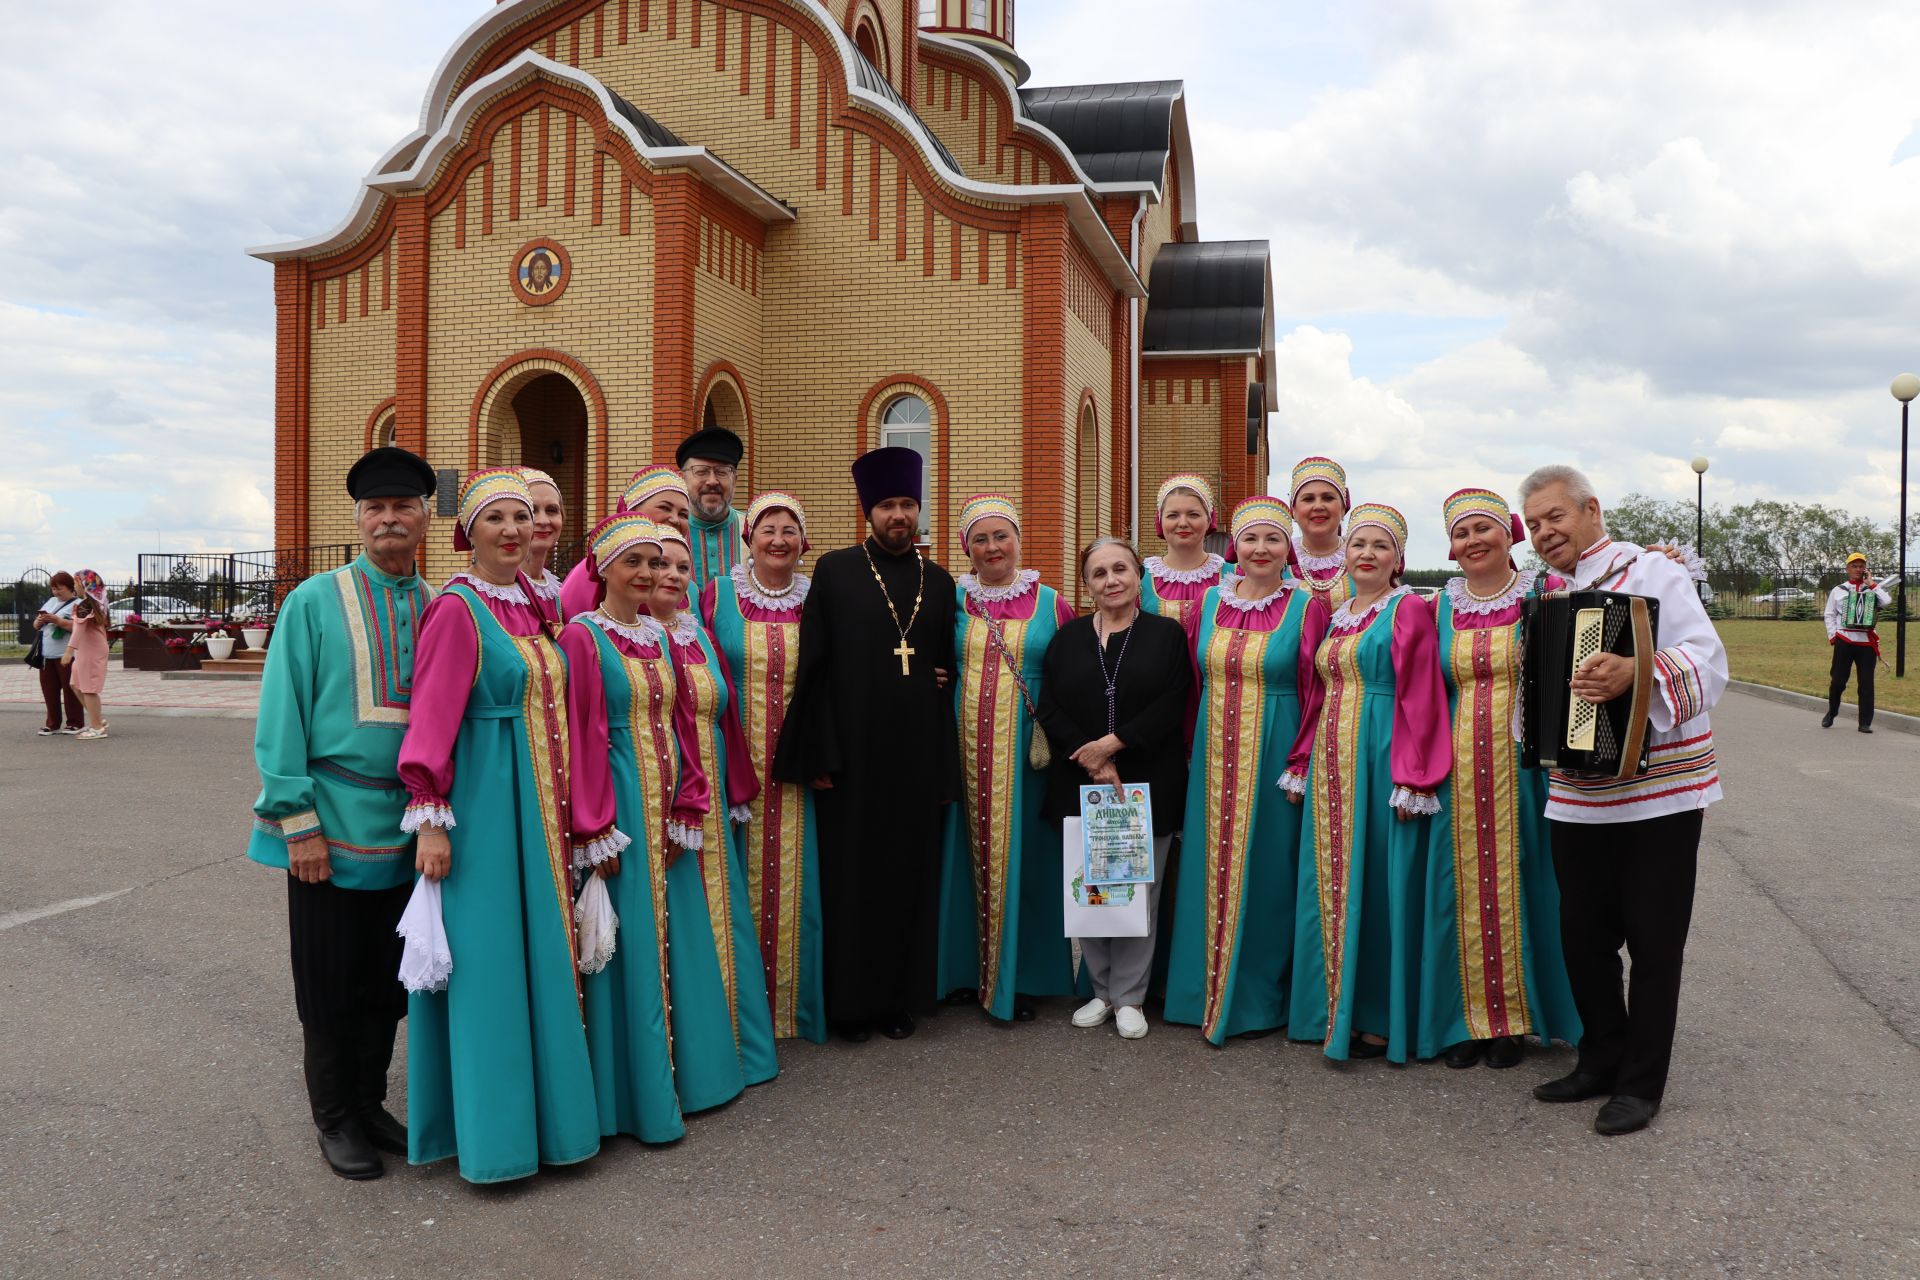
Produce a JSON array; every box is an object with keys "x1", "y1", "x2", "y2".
[{"x1": 252, "y1": 0, "x2": 1276, "y2": 585}]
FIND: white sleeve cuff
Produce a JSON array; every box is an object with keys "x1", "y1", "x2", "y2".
[
  {"x1": 728, "y1": 803, "x2": 754, "y2": 826},
  {"x1": 1274, "y1": 771, "x2": 1308, "y2": 796},
  {"x1": 400, "y1": 803, "x2": 457, "y2": 834},
  {"x1": 666, "y1": 820, "x2": 705, "y2": 853},
  {"x1": 573, "y1": 827, "x2": 633, "y2": 869},
  {"x1": 1389, "y1": 786, "x2": 1440, "y2": 816}
]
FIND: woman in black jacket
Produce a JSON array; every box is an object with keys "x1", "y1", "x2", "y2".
[{"x1": 1037, "y1": 538, "x2": 1192, "y2": 1040}]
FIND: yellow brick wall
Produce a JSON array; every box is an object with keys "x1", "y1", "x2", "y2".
[
  {"x1": 1064, "y1": 308, "x2": 1110, "y2": 543},
  {"x1": 692, "y1": 214, "x2": 765, "y2": 468},
  {"x1": 305, "y1": 247, "x2": 397, "y2": 551},
  {"x1": 1138, "y1": 370, "x2": 1223, "y2": 551},
  {"x1": 1140, "y1": 155, "x2": 1175, "y2": 279}
]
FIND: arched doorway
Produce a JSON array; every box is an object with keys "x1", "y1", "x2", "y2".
[
  {"x1": 1076, "y1": 398, "x2": 1100, "y2": 552},
  {"x1": 511, "y1": 373, "x2": 588, "y2": 528},
  {"x1": 699, "y1": 370, "x2": 751, "y2": 491}
]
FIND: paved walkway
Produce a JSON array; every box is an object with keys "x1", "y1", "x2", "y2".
[
  {"x1": 0, "y1": 661, "x2": 259, "y2": 718},
  {"x1": 0, "y1": 694, "x2": 1915, "y2": 1278}
]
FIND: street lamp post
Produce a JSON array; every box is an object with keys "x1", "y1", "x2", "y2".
[
  {"x1": 1690, "y1": 456, "x2": 1709, "y2": 601},
  {"x1": 1891, "y1": 374, "x2": 1917, "y2": 678}
]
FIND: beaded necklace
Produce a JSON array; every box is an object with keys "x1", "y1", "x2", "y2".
[{"x1": 861, "y1": 538, "x2": 925, "y2": 676}]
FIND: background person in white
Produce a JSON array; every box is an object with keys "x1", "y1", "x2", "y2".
[
  {"x1": 1518, "y1": 465, "x2": 1729, "y2": 1138},
  {"x1": 1822, "y1": 553, "x2": 1894, "y2": 733}
]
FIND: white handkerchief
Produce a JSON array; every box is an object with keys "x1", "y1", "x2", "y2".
[
  {"x1": 396, "y1": 877, "x2": 452, "y2": 993},
  {"x1": 575, "y1": 875, "x2": 619, "y2": 975}
]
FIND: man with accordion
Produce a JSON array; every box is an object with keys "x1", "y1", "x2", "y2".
[{"x1": 1517, "y1": 464, "x2": 1729, "y2": 1137}]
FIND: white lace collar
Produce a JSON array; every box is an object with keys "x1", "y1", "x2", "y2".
[
  {"x1": 1216, "y1": 576, "x2": 1291, "y2": 613},
  {"x1": 1444, "y1": 569, "x2": 1536, "y2": 616},
  {"x1": 657, "y1": 611, "x2": 702, "y2": 647},
  {"x1": 1331, "y1": 585, "x2": 1410, "y2": 633},
  {"x1": 529, "y1": 568, "x2": 562, "y2": 600},
  {"x1": 1144, "y1": 553, "x2": 1225, "y2": 585},
  {"x1": 958, "y1": 567, "x2": 1040, "y2": 603},
  {"x1": 579, "y1": 609, "x2": 662, "y2": 649},
  {"x1": 1294, "y1": 539, "x2": 1346, "y2": 575},
  {"x1": 447, "y1": 572, "x2": 531, "y2": 606},
  {"x1": 731, "y1": 562, "x2": 810, "y2": 613}
]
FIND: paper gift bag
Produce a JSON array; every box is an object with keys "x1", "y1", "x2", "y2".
[{"x1": 1062, "y1": 817, "x2": 1149, "y2": 938}]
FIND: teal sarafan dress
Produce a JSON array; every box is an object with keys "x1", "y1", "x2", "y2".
[
  {"x1": 1291, "y1": 587, "x2": 1452, "y2": 1063},
  {"x1": 935, "y1": 572, "x2": 1077, "y2": 1020},
  {"x1": 664, "y1": 612, "x2": 779, "y2": 1088},
  {"x1": 702, "y1": 567, "x2": 827, "y2": 1045},
  {"x1": 562, "y1": 610, "x2": 748, "y2": 1141},
  {"x1": 1419, "y1": 576, "x2": 1581, "y2": 1054},
  {"x1": 1163, "y1": 580, "x2": 1328, "y2": 1043},
  {"x1": 397, "y1": 576, "x2": 599, "y2": 1183}
]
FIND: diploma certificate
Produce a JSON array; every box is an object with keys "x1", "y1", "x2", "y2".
[{"x1": 1079, "y1": 784, "x2": 1154, "y2": 885}]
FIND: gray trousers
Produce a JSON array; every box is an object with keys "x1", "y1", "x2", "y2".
[{"x1": 1081, "y1": 835, "x2": 1172, "y2": 1009}]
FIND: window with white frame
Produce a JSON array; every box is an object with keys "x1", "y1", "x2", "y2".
[
  {"x1": 880, "y1": 394, "x2": 933, "y2": 538},
  {"x1": 968, "y1": 0, "x2": 990, "y2": 31},
  {"x1": 919, "y1": 0, "x2": 937, "y2": 25}
]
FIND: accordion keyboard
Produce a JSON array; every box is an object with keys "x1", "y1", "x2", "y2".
[{"x1": 1566, "y1": 607, "x2": 1604, "y2": 751}]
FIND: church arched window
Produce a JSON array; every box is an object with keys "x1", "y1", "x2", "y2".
[{"x1": 880, "y1": 393, "x2": 933, "y2": 539}]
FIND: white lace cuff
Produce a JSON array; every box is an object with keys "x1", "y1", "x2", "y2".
[
  {"x1": 401, "y1": 803, "x2": 456, "y2": 833},
  {"x1": 728, "y1": 803, "x2": 754, "y2": 826},
  {"x1": 667, "y1": 820, "x2": 704, "y2": 852},
  {"x1": 573, "y1": 827, "x2": 632, "y2": 869},
  {"x1": 1659, "y1": 537, "x2": 1708, "y2": 584},
  {"x1": 1275, "y1": 771, "x2": 1308, "y2": 796},
  {"x1": 1390, "y1": 786, "x2": 1440, "y2": 816}
]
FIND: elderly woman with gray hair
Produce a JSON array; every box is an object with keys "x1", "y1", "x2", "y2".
[{"x1": 1036, "y1": 537, "x2": 1192, "y2": 1040}]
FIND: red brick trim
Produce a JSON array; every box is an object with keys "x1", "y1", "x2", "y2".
[
  {"x1": 393, "y1": 196, "x2": 430, "y2": 457},
  {"x1": 274, "y1": 260, "x2": 313, "y2": 550},
  {"x1": 510, "y1": 236, "x2": 573, "y2": 306},
  {"x1": 651, "y1": 170, "x2": 699, "y2": 465},
  {"x1": 1218, "y1": 358, "x2": 1252, "y2": 511},
  {"x1": 856, "y1": 373, "x2": 951, "y2": 545},
  {"x1": 1109, "y1": 290, "x2": 1131, "y2": 541},
  {"x1": 362, "y1": 396, "x2": 399, "y2": 452},
  {"x1": 466, "y1": 349, "x2": 613, "y2": 517},
  {"x1": 917, "y1": 45, "x2": 1080, "y2": 185},
  {"x1": 1020, "y1": 204, "x2": 1069, "y2": 588},
  {"x1": 695, "y1": 358, "x2": 757, "y2": 486},
  {"x1": 307, "y1": 201, "x2": 396, "y2": 282}
]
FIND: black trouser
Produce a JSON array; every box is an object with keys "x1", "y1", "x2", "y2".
[
  {"x1": 287, "y1": 876, "x2": 410, "y2": 1128},
  {"x1": 1550, "y1": 810, "x2": 1703, "y2": 1103},
  {"x1": 1828, "y1": 642, "x2": 1876, "y2": 728}
]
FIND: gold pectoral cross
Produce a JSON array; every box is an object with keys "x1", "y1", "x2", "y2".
[{"x1": 893, "y1": 639, "x2": 915, "y2": 675}]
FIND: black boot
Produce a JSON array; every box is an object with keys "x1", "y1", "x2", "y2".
[
  {"x1": 352, "y1": 1022, "x2": 407, "y2": 1157},
  {"x1": 304, "y1": 1026, "x2": 382, "y2": 1180}
]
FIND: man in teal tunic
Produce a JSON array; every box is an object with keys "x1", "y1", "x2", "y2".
[
  {"x1": 248, "y1": 446, "x2": 437, "y2": 1180},
  {"x1": 678, "y1": 425, "x2": 747, "y2": 596}
]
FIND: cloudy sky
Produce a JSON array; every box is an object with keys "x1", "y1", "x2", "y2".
[{"x1": 3, "y1": 0, "x2": 1917, "y2": 576}]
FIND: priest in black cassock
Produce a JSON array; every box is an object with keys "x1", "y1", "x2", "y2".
[{"x1": 773, "y1": 447, "x2": 959, "y2": 1042}]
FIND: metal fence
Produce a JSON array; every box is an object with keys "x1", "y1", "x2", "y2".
[{"x1": 1703, "y1": 568, "x2": 1918, "y2": 621}]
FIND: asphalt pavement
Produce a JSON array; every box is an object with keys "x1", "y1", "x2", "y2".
[{"x1": 1, "y1": 692, "x2": 1915, "y2": 1278}]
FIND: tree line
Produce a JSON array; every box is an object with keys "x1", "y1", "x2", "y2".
[{"x1": 1604, "y1": 494, "x2": 1919, "y2": 580}]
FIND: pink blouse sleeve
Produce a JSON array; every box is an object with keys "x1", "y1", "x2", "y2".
[
  {"x1": 716, "y1": 643, "x2": 761, "y2": 810},
  {"x1": 1389, "y1": 598, "x2": 1452, "y2": 793},
  {"x1": 560, "y1": 622, "x2": 620, "y2": 862},
  {"x1": 668, "y1": 653, "x2": 713, "y2": 828},
  {"x1": 1054, "y1": 594, "x2": 1076, "y2": 627},
  {"x1": 1285, "y1": 596, "x2": 1332, "y2": 778},
  {"x1": 559, "y1": 560, "x2": 598, "y2": 624},
  {"x1": 397, "y1": 594, "x2": 479, "y2": 830}
]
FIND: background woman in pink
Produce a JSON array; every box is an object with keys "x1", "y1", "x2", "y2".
[{"x1": 62, "y1": 569, "x2": 112, "y2": 740}]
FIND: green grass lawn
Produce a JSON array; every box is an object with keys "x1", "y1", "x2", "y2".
[{"x1": 1717, "y1": 620, "x2": 1920, "y2": 717}]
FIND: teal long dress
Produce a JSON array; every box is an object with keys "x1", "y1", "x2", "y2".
[
  {"x1": 667, "y1": 618, "x2": 780, "y2": 1087},
  {"x1": 399, "y1": 582, "x2": 600, "y2": 1183},
  {"x1": 1291, "y1": 589, "x2": 1453, "y2": 1063},
  {"x1": 1418, "y1": 580, "x2": 1582, "y2": 1054},
  {"x1": 563, "y1": 615, "x2": 747, "y2": 1140},
  {"x1": 935, "y1": 575, "x2": 1077, "y2": 1019},
  {"x1": 1164, "y1": 582, "x2": 1326, "y2": 1043}
]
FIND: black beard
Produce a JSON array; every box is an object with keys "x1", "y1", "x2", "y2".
[{"x1": 872, "y1": 524, "x2": 916, "y2": 553}]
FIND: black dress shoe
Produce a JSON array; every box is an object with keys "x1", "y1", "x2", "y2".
[
  {"x1": 1821, "y1": 713, "x2": 1835, "y2": 728},
  {"x1": 1859, "y1": 725, "x2": 1874, "y2": 734},
  {"x1": 358, "y1": 1106, "x2": 408, "y2": 1156},
  {"x1": 1443, "y1": 1040, "x2": 1483, "y2": 1069},
  {"x1": 317, "y1": 1118, "x2": 383, "y2": 1180},
  {"x1": 1533, "y1": 1068, "x2": 1614, "y2": 1103},
  {"x1": 1012, "y1": 997, "x2": 1037, "y2": 1022},
  {"x1": 1483, "y1": 1036, "x2": 1524, "y2": 1070},
  {"x1": 1346, "y1": 1036, "x2": 1387, "y2": 1059},
  {"x1": 1594, "y1": 1095, "x2": 1661, "y2": 1136},
  {"x1": 877, "y1": 1012, "x2": 916, "y2": 1040},
  {"x1": 943, "y1": 988, "x2": 978, "y2": 1007},
  {"x1": 834, "y1": 1021, "x2": 871, "y2": 1044}
]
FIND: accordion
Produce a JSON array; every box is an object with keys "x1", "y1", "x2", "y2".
[{"x1": 1521, "y1": 589, "x2": 1660, "y2": 779}]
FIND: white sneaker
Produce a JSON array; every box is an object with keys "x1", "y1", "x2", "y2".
[
  {"x1": 76, "y1": 727, "x2": 107, "y2": 741},
  {"x1": 1115, "y1": 1006, "x2": 1149, "y2": 1039},
  {"x1": 1071, "y1": 997, "x2": 1113, "y2": 1028}
]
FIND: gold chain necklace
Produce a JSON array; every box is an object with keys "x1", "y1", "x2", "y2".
[{"x1": 862, "y1": 539, "x2": 925, "y2": 676}]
